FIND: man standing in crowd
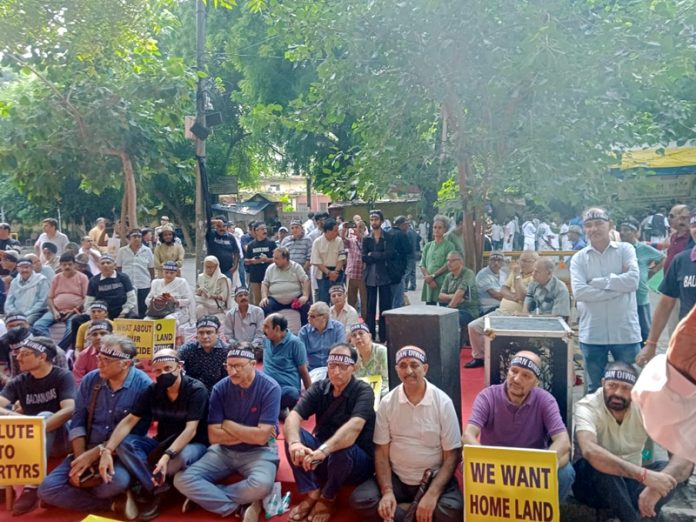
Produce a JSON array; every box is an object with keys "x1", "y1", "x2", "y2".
[
  {"x1": 299, "y1": 302, "x2": 346, "y2": 372},
  {"x1": 523, "y1": 258, "x2": 571, "y2": 320},
  {"x1": 206, "y1": 215, "x2": 242, "y2": 284},
  {"x1": 639, "y1": 209, "x2": 696, "y2": 366},
  {"x1": 224, "y1": 287, "x2": 265, "y2": 347},
  {"x1": 174, "y1": 345, "x2": 280, "y2": 520},
  {"x1": 663, "y1": 204, "x2": 691, "y2": 272},
  {"x1": 116, "y1": 229, "x2": 154, "y2": 318},
  {"x1": 84, "y1": 254, "x2": 137, "y2": 319},
  {"x1": 284, "y1": 344, "x2": 375, "y2": 522},
  {"x1": 244, "y1": 222, "x2": 276, "y2": 305},
  {"x1": 281, "y1": 219, "x2": 313, "y2": 272},
  {"x1": 399, "y1": 216, "x2": 420, "y2": 292},
  {"x1": 438, "y1": 250, "x2": 479, "y2": 332},
  {"x1": 38, "y1": 335, "x2": 152, "y2": 520},
  {"x1": 573, "y1": 362, "x2": 693, "y2": 520},
  {"x1": 444, "y1": 214, "x2": 465, "y2": 255},
  {"x1": 259, "y1": 247, "x2": 311, "y2": 326},
  {"x1": 467, "y1": 251, "x2": 537, "y2": 369},
  {"x1": 34, "y1": 253, "x2": 89, "y2": 336},
  {"x1": 178, "y1": 316, "x2": 229, "y2": 393},
  {"x1": 312, "y1": 217, "x2": 346, "y2": 304},
  {"x1": 618, "y1": 217, "x2": 664, "y2": 346},
  {"x1": 463, "y1": 351, "x2": 574, "y2": 500},
  {"x1": 5, "y1": 256, "x2": 49, "y2": 325},
  {"x1": 341, "y1": 219, "x2": 368, "y2": 322},
  {"x1": 35, "y1": 218, "x2": 70, "y2": 262},
  {"x1": 262, "y1": 313, "x2": 311, "y2": 414},
  {"x1": 97, "y1": 349, "x2": 208, "y2": 520},
  {"x1": 388, "y1": 215, "x2": 411, "y2": 308},
  {"x1": 362, "y1": 210, "x2": 393, "y2": 341},
  {"x1": 351, "y1": 346, "x2": 463, "y2": 522},
  {"x1": 0, "y1": 337, "x2": 76, "y2": 515},
  {"x1": 570, "y1": 207, "x2": 641, "y2": 393},
  {"x1": 88, "y1": 217, "x2": 110, "y2": 252}
]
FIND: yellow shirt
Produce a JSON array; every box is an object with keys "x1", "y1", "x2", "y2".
[{"x1": 498, "y1": 273, "x2": 533, "y2": 314}]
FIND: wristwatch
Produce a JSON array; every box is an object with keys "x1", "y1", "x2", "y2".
[
  {"x1": 164, "y1": 448, "x2": 178, "y2": 459},
  {"x1": 98, "y1": 444, "x2": 113, "y2": 456},
  {"x1": 318, "y1": 443, "x2": 330, "y2": 456}
]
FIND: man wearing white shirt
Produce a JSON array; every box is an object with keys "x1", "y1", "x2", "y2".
[
  {"x1": 79, "y1": 236, "x2": 102, "y2": 276},
  {"x1": 116, "y1": 229, "x2": 154, "y2": 318},
  {"x1": 570, "y1": 207, "x2": 641, "y2": 393}
]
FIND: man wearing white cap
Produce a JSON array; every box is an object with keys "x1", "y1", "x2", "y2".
[{"x1": 84, "y1": 254, "x2": 137, "y2": 319}]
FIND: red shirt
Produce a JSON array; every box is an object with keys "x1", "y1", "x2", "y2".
[{"x1": 664, "y1": 231, "x2": 690, "y2": 272}]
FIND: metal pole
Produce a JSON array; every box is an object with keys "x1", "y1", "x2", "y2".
[{"x1": 194, "y1": 0, "x2": 207, "y2": 275}]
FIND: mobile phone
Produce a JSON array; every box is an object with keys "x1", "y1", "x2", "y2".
[
  {"x1": 79, "y1": 468, "x2": 98, "y2": 484},
  {"x1": 152, "y1": 470, "x2": 164, "y2": 483}
]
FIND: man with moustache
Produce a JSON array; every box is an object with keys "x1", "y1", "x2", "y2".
[
  {"x1": 206, "y1": 215, "x2": 242, "y2": 285},
  {"x1": 98, "y1": 349, "x2": 208, "y2": 520},
  {"x1": 178, "y1": 316, "x2": 229, "y2": 393},
  {"x1": 462, "y1": 351, "x2": 574, "y2": 501},
  {"x1": 0, "y1": 337, "x2": 76, "y2": 515},
  {"x1": 573, "y1": 362, "x2": 693, "y2": 521},
  {"x1": 174, "y1": 345, "x2": 280, "y2": 521},
  {"x1": 73, "y1": 320, "x2": 113, "y2": 385},
  {"x1": 38, "y1": 335, "x2": 152, "y2": 520},
  {"x1": 244, "y1": 222, "x2": 276, "y2": 305},
  {"x1": 284, "y1": 343, "x2": 375, "y2": 522},
  {"x1": 116, "y1": 229, "x2": 155, "y2": 318},
  {"x1": 224, "y1": 287, "x2": 265, "y2": 348},
  {"x1": 350, "y1": 346, "x2": 463, "y2": 522},
  {"x1": 281, "y1": 219, "x2": 313, "y2": 272},
  {"x1": 570, "y1": 208, "x2": 641, "y2": 393}
]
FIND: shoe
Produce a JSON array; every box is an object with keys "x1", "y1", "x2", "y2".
[
  {"x1": 12, "y1": 487, "x2": 39, "y2": 516},
  {"x1": 182, "y1": 498, "x2": 200, "y2": 514},
  {"x1": 112, "y1": 489, "x2": 138, "y2": 521},
  {"x1": 137, "y1": 493, "x2": 162, "y2": 521},
  {"x1": 241, "y1": 500, "x2": 263, "y2": 522},
  {"x1": 464, "y1": 358, "x2": 484, "y2": 369}
]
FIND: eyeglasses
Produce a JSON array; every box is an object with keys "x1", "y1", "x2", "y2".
[
  {"x1": 97, "y1": 355, "x2": 123, "y2": 365},
  {"x1": 327, "y1": 363, "x2": 353, "y2": 372},
  {"x1": 225, "y1": 362, "x2": 252, "y2": 373}
]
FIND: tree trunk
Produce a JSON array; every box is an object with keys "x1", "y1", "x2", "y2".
[
  {"x1": 153, "y1": 188, "x2": 194, "y2": 250},
  {"x1": 121, "y1": 151, "x2": 138, "y2": 235}
]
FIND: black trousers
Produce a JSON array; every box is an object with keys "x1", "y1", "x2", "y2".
[{"x1": 366, "y1": 284, "x2": 391, "y2": 342}]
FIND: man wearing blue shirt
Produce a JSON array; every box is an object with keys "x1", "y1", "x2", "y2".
[
  {"x1": 38, "y1": 335, "x2": 152, "y2": 520},
  {"x1": 263, "y1": 313, "x2": 312, "y2": 413},
  {"x1": 570, "y1": 207, "x2": 641, "y2": 393},
  {"x1": 298, "y1": 302, "x2": 346, "y2": 372},
  {"x1": 174, "y1": 346, "x2": 280, "y2": 520}
]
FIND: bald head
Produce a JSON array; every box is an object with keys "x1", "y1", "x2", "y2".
[{"x1": 514, "y1": 350, "x2": 541, "y2": 367}]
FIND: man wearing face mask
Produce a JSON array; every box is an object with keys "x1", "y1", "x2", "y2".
[
  {"x1": 573, "y1": 362, "x2": 693, "y2": 521},
  {"x1": 98, "y1": 349, "x2": 208, "y2": 520}
]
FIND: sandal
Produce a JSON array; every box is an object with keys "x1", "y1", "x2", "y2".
[
  {"x1": 308, "y1": 497, "x2": 335, "y2": 522},
  {"x1": 289, "y1": 497, "x2": 317, "y2": 521}
]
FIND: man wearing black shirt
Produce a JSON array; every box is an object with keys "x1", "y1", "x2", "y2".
[
  {"x1": 244, "y1": 222, "x2": 276, "y2": 305},
  {"x1": 178, "y1": 316, "x2": 229, "y2": 392},
  {"x1": 98, "y1": 349, "x2": 208, "y2": 519},
  {"x1": 0, "y1": 222, "x2": 21, "y2": 251},
  {"x1": 85, "y1": 254, "x2": 137, "y2": 319},
  {"x1": 206, "y1": 216, "x2": 241, "y2": 282},
  {"x1": 0, "y1": 336, "x2": 76, "y2": 515},
  {"x1": 284, "y1": 343, "x2": 375, "y2": 522}
]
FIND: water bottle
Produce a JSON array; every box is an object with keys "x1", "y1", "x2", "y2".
[{"x1": 265, "y1": 493, "x2": 279, "y2": 520}]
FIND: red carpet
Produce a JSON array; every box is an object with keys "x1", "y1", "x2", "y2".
[{"x1": 5, "y1": 349, "x2": 484, "y2": 521}]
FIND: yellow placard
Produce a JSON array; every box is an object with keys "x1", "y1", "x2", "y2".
[
  {"x1": 0, "y1": 416, "x2": 46, "y2": 486},
  {"x1": 463, "y1": 445, "x2": 559, "y2": 522},
  {"x1": 113, "y1": 318, "x2": 176, "y2": 359},
  {"x1": 357, "y1": 375, "x2": 382, "y2": 410},
  {"x1": 81, "y1": 516, "x2": 121, "y2": 522}
]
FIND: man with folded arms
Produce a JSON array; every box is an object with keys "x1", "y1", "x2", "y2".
[
  {"x1": 463, "y1": 351, "x2": 575, "y2": 501},
  {"x1": 573, "y1": 362, "x2": 693, "y2": 521},
  {"x1": 350, "y1": 346, "x2": 463, "y2": 522},
  {"x1": 0, "y1": 337, "x2": 76, "y2": 515},
  {"x1": 174, "y1": 346, "x2": 280, "y2": 521},
  {"x1": 98, "y1": 349, "x2": 208, "y2": 520},
  {"x1": 284, "y1": 343, "x2": 375, "y2": 522},
  {"x1": 38, "y1": 334, "x2": 152, "y2": 520}
]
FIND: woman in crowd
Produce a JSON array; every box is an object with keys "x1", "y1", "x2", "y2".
[
  {"x1": 195, "y1": 255, "x2": 232, "y2": 321},
  {"x1": 420, "y1": 214, "x2": 456, "y2": 305},
  {"x1": 350, "y1": 322, "x2": 389, "y2": 397}
]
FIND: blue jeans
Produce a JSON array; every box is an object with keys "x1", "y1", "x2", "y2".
[
  {"x1": 262, "y1": 296, "x2": 310, "y2": 325},
  {"x1": 579, "y1": 342, "x2": 641, "y2": 393},
  {"x1": 116, "y1": 434, "x2": 206, "y2": 493},
  {"x1": 558, "y1": 462, "x2": 575, "y2": 502},
  {"x1": 637, "y1": 303, "x2": 651, "y2": 344},
  {"x1": 280, "y1": 385, "x2": 300, "y2": 410},
  {"x1": 38, "y1": 455, "x2": 131, "y2": 512},
  {"x1": 403, "y1": 258, "x2": 417, "y2": 291},
  {"x1": 391, "y1": 280, "x2": 404, "y2": 308},
  {"x1": 173, "y1": 444, "x2": 278, "y2": 516},
  {"x1": 285, "y1": 429, "x2": 373, "y2": 500},
  {"x1": 317, "y1": 273, "x2": 345, "y2": 304}
]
